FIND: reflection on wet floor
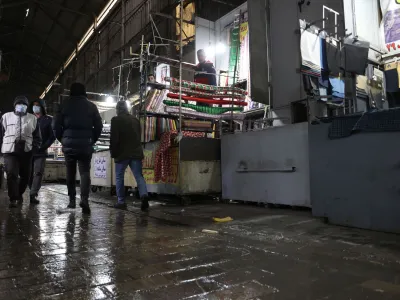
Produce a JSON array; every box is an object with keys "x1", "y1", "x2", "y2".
[{"x1": 0, "y1": 184, "x2": 400, "y2": 299}]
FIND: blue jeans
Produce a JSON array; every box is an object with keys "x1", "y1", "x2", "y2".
[{"x1": 115, "y1": 159, "x2": 148, "y2": 203}]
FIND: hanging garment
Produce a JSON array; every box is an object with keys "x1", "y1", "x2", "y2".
[
  {"x1": 300, "y1": 30, "x2": 322, "y2": 70},
  {"x1": 329, "y1": 77, "x2": 345, "y2": 99},
  {"x1": 154, "y1": 131, "x2": 205, "y2": 182},
  {"x1": 326, "y1": 42, "x2": 341, "y2": 77},
  {"x1": 384, "y1": 62, "x2": 400, "y2": 92},
  {"x1": 340, "y1": 38, "x2": 370, "y2": 75},
  {"x1": 320, "y1": 38, "x2": 329, "y2": 72},
  {"x1": 356, "y1": 76, "x2": 368, "y2": 93}
]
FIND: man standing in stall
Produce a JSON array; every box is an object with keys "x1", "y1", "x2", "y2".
[
  {"x1": 28, "y1": 99, "x2": 55, "y2": 204},
  {"x1": 110, "y1": 100, "x2": 150, "y2": 211},
  {"x1": 194, "y1": 49, "x2": 217, "y2": 87}
]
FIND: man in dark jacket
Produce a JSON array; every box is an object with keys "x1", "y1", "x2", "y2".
[
  {"x1": 52, "y1": 83, "x2": 103, "y2": 214},
  {"x1": 27, "y1": 99, "x2": 55, "y2": 203},
  {"x1": 0, "y1": 96, "x2": 42, "y2": 207},
  {"x1": 194, "y1": 49, "x2": 217, "y2": 86},
  {"x1": 110, "y1": 100, "x2": 149, "y2": 211}
]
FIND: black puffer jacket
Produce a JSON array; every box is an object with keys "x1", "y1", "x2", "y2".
[
  {"x1": 27, "y1": 99, "x2": 55, "y2": 156},
  {"x1": 52, "y1": 96, "x2": 103, "y2": 156}
]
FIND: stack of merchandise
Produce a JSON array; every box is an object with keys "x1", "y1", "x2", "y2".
[
  {"x1": 182, "y1": 120, "x2": 213, "y2": 132},
  {"x1": 140, "y1": 116, "x2": 178, "y2": 143},
  {"x1": 145, "y1": 89, "x2": 169, "y2": 113},
  {"x1": 163, "y1": 77, "x2": 248, "y2": 116}
]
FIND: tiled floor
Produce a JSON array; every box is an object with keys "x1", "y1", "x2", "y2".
[{"x1": 0, "y1": 185, "x2": 399, "y2": 299}]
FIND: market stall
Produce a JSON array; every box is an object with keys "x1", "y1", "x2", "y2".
[{"x1": 130, "y1": 78, "x2": 231, "y2": 203}]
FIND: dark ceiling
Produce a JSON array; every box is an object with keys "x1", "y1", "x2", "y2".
[{"x1": 0, "y1": 0, "x2": 108, "y2": 111}]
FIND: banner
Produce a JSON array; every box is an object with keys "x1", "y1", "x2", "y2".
[
  {"x1": 240, "y1": 22, "x2": 248, "y2": 43},
  {"x1": 382, "y1": 0, "x2": 400, "y2": 52},
  {"x1": 143, "y1": 150, "x2": 155, "y2": 169},
  {"x1": 143, "y1": 167, "x2": 178, "y2": 185},
  {"x1": 143, "y1": 147, "x2": 179, "y2": 185}
]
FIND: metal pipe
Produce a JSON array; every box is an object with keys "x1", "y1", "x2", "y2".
[
  {"x1": 179, "y1": 0, "x2": 183, "y2": 133},
  {"x1": 236, "y1": 167, "x2": 296, "y2": 173},
  {"x1": 121, "y1": 0, "x2": 126, "y2": 64},
  {"x1": 63, "y1": 89, "x2": 122, "y2": 98}
]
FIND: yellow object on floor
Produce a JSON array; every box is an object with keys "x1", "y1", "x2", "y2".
[{"x1": 213, "y1": 217, "x2": 233, "y2": 223}]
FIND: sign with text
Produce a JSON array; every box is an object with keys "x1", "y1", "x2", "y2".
[
  {"x1": 382, "y1": 0, "x2": 400, "y2": 52},
  {"x1": 240, "y1": 22, "x2": 248, "y2": 43},
  {"x1": 94, "y1": 156, "x2": 107, "y2": 179},
  {"x1": 143, "y1": 167, "x2": 178, "y2": 185}
]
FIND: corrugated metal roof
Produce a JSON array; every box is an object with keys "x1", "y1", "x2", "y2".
[{"x1": 0, "y1": 0, "x2": 108, "y2": 108}]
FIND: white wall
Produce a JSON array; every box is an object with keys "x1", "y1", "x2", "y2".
[
  {"x1": 343, "y1": 0, "x2": 383, "y2": 62},
  {"x1": 195, "y1": 17, "x2": 216, "y2": 65},
  {"x1": 100, "y1": 109, "x2": 116, "y2": 123},
  {"x1": 214, "y1": 2, "x2": 248, "y2": 73},
  {"x1": 221, "y1": 123, "x2": 311, "y2": 207}
]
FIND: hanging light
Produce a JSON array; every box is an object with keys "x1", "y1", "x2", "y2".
[
  {"x1": 205, "y1": 46, "x2": 215, "y2": 58},
  {"x1": 216, "y1": 42, "x2": 227, "y2": 54}
]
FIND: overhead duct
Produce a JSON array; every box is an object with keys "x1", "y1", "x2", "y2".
[{"x1": 248, "y1": 0, "x2": 270, "y2": 105}]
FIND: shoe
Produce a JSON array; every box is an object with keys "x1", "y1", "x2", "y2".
[
  {"x1": 80, "y1": 197, "x2": 91, "y2": 215},
  {"x1": 141, "y1": 196, "x2": 150, "y2": 212},
  {"x1": 30, "y1": 195, "x2": 40, "y2": 205},
  {"x1": 67, "y1": 198, "x2": 76, "y2": 209},
  {"x1": 114, "y1": 202, "x2": 127, "y2": 210},
  {"x1": 9, "y1": 201, "x2": 17, "y2": 208},
  {"x1": 16, "y1": 196, "x2": 23, "y2": 206}
]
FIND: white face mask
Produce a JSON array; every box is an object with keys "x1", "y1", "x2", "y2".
[
  {"x1": 15, "y1": 104, "x2": 27, "y2": 114},
  {"x1": 33, "y1": 105, "x2": 41, "y2": 114}
]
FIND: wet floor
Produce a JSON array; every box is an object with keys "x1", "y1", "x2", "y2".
[{"x1": 1, "y1": 185, "x2": 400, "y2": 299}]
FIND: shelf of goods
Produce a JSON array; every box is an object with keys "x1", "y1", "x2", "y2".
[
  {"x1": 91, "y1": 124, "x2": 138, "y2": 191},
  {"x1": 140, "y1": 136, "x2": 221, "y2": 198}
]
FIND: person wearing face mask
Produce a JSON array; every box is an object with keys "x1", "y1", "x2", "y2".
[
  {"x1": 0, "y1": 96, "x2": 42, "y2": 207},
  {"x1": 27, "y1": 99, "x2": 55, "y2": 204}
]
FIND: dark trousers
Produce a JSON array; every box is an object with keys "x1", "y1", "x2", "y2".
[
  {"x1": 4, "y1": 152, "x2": 33, "y2": 201},
  {"x1": 29, "y1": 156, "x2": 47, "y2": 196},
  {"x1": 65, "y1": 153, "x2": 92, "y2": 200}
]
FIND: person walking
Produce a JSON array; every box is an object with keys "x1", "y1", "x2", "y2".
[
  {"x1": 27, "y1": 99, "x2": 55, "y2": 203},
  {"x1": 0, "y1": 96, "x2": 42, "y2": 207},
  {"x1": 110, "y1": 100, "x2": 149, "y2": 211},
  {"x1": 52, "y1": 83, "x2": 103, "y2": 214}
]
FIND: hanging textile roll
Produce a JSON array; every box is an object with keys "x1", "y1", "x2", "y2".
[
  {"x1": 169, "y1": 86, "x2": 246, "y2": 100},
  {"x1": 165, "y1": 77, "x2": 248, "y2": 95},
  {"x1": 165, "y1": 106, "x2": 245, "y2": 120},
  {"x1": 163, "y1": 100, "x2": 244, "y2": 114},
  {"x1": 167, "y1": 93, "x2": 248, "y2": 106}
]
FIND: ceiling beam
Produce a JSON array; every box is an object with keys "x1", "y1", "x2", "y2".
[
  {"x1": 0, "y1": 0, "x2": 30, "y2": 9},
  {"x1": 33, "y1": 0, "x2": 91, "y2": 18},
  {"x1": 17, "y1": 0, "x2": 38, "y2": 80},
  {"x1": 0, "y1": 20, "x2": 54, "y2": 36},
  {"x1": 12, "y1": 66, "x2": 53, "y2": 78},
  {"x1": 29, "y1": 32, "x2": 65, "y2": 61},
  {"x1": 0, "y1": 44, "x2": 61, "y2": 62},
  {"x1": 37, "y1": 5, "x2": 80, "y2": 45}
]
